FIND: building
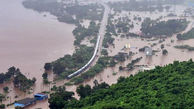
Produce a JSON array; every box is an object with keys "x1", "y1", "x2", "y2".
[
  {"x1": 34, "y1": 93, "x2": 48, "y2": 101},
  {"x1": 14, "y1": 98, "x2": 36, "y2": 108},
  {"x1": 139, "y1": 66, "x2": 155, "y2": 72},
  {"x1": 144, "y1": 47, "x2": 153, "y2": 56}
]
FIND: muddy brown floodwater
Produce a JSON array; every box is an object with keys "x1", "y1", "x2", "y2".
[
  {"x1": 1, "y1": 0, "x2": 194, "y2": 109},
  {"x1": 0, "y1": 0, "x2": 75, "y2": 108}
]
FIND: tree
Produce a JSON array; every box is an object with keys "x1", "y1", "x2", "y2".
[
  {"x1": 161, "y1": 44, "x2": 164, "y2": 49},
  {"x1": 0, "y1": 74, "x2": 5, "y2": 84},
  {"x1": 42, "y1": 72, "x2": 48, "y2": 80},
  {"x1": 76, "y1": 85, "x2": 92, "y2": 98},
  {"x1": 44, "y1": 63, "x2": 52, "y2": 71},
  {"x1": 119, "y1": 66, "x2": 124, "y2": 71},
  {"x1": 0, "y1": 104, "x2": 5, "y2": 109},
  {"x1": 101, "y1": 49, "x2": 108, "y2": 56},
  {"x1": 162, "y1": 49, "x2": 168, "y2": 55},
  {"x1": 117, "y1": 76, "x2": 125, "y2": 83},
  {"x1": 49, "y1": 87, "x2": 74, "y2": 109},
  {"x1": 0, "y1": 94, "x2": 5, "y2": 103},
  {"x1": 3, "y1": 87, "x2": 9, "y2": 93}
]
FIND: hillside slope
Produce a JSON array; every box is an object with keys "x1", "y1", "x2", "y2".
[{"x1": 50, "y1": 60, "x2": 194, "y2": 109}]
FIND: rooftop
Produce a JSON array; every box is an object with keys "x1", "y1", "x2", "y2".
[{"x1": 15, "y1": 98, "x2": 35, "y2": 105}]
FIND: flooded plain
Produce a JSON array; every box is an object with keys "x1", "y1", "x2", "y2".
[
  {"x1": 0, "y1": 0, "x2": 75, "y2": 107},
  {"x1": 1, "y1": 0, "x2": 194, "y2": 108}
]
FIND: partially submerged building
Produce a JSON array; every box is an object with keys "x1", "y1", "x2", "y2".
[
  {"x1": 34, "y1": 93, "x2": 48, "y2": 100},
  {"x1": 144, "y1": 47, "x2": 153, "y2": 56},
  {"x1": 14, "y1": 98, "x2": 36, "y2": 108}
]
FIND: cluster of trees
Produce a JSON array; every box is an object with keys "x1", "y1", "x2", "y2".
[
  {"x1": 49, "y1": 81, "x2": 110, "y2": 109},
  {"x1": 49, "y1": 59, "x2": 194, "y2": 109},
  {"x1": 127, "y1": 57, "x2": 143, "y2": 70},
  {"x1": 162, "y1": 49, "x2": 168, "y2": 55},
  {"x1": 101, "y1": 49, "x2": 108, "y2": 56},
  {"x1": 102, "y1": 15, "x2": 116, "y2": 48},
  {"x1": 0, "y1": 104, "x2": 5, "y2": 109},
  {"x1": 177, "y1": 28, "x2": 194, "y2": 40},
  {"x1": 45, "y1": 45, "x2": 94, "y2": 79},
  {"x1": 0, "y1": 93, "x2": 5, "y2": 103},
  {"x1": 109, "y1": 0, "x2": 183, "y2": 12},
  {"x1": 115, "y1": 17, "x2": 134, "y2": 34},
  {"x1": 23, "y1": 0, "x2": 104, "y2": 24},
  {"x1": 174, "y1": 45, "x2": 194, "y2": 51},
  {"x1": 141, "y1": 18, "x2": 188, "y2": 37},
  {"x1": 73, "y1": 21, "x2": 99, "y2": 45},
  {"x1": 65, "y1": 4, "x2": 104, "y2": 21},
  {"x1": 139, "y1": 46, "x2": 149, "y2": 52},
  {"x1": 0, "y1": 67, "x2": 36, "y2": 91},
  {"x1": 13, "y1": 71, "x2": 36, "y2": 92},
  {"x1": 102, "y1": 32, "x2": 115, "y2": 48}
]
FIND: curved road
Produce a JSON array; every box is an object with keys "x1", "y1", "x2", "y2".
[{"x1": 67, "y1": 3, "x2": 110, "y2": 78}]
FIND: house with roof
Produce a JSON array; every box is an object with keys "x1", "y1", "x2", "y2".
[
  {"x1": 14, "y1": 98, "x2": 36, "y2": 108},
  {"x1": 34, "y1": 93, "x2": 48, "y2": 101},
  {"x1": 144, "y1": 47, "x2": 153, "y2": 56}
]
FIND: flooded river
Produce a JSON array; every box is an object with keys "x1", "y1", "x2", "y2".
[{"x1": 0, "y1": 0, "x2": 75, "y2": 107}]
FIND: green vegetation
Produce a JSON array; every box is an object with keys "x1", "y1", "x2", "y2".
[
  {"x1": 0, "y1": 104, "x2": 5, "y2": 109},
  {"x1": 101, "y1": 49, "x2": 108, "y2": 56},
  {"x1": 162, "y1": 49, "x2": 168, "y2": 55},
  {"x1": 104, "y1": 15, "x2": 139, "y2": 40},
  {"x1": 0, "y1": 67, "x2": 36, "y2": 91},
  {"x1": 0, "y1": 93, "x2": 5, "y2": 103},
  {"x1": 127, "y1": 57, "x2": 143, "y2": 70},
  {"x1": 73, "y1": 21, "x2": 99, "y2": 45},
  {"x1": 13, "y1": 72, "x2": 36, "y2": 92},
  {"x1": 23, "y1": 0, "x2": 104, "y2": 24},
  {"x1": 109, "y1": 0, "x2": 183, "y2": 12},
  {"x1": 76, "y1": 85, "x2": 92, "y2": 99},
  {"x1": 177, "y1": 28, "x2": 194, "y2": 40},
  {"x1": 174, "y1": 45, "x2": 194, "y2": 51},
  {"x1": 49, "y1": 86, "x2": 74, "y2": 109},
  {"x1": 102, "y1": 32, "x2": 115, "y2": 48},
  {"x1": 3, "y1": 87, "x2": 9, "y2": 93},
  {"x1": 49, "y1": 82, "x2": 109, "y2": 109},
  {"x1": 44, "y1": 63, "x2": 52, "y2": 71},
  {"x1": 42, "y1": 72, "x2": 50, "y2": 84},
  {"x1": 141, "y1": 18, "x2": 188, "y2": 37},
  {"x1": 49, "y1": 59, "x2": 194, "y2": 109},
  {"x1": 102, "y1": 15, "x2": 116, "y2": 48},
  {"x1": 115, "y1": 16, "x2": 134, "y2": 34},
  {"x1": 48, "y1": 45, "x2": 94, "y2": 79},
  {"x1": 69, "y1": 56, "x2": 116, "y2": 85}
]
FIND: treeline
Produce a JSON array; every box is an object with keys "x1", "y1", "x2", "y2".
[
  {"x1": 0, "y1": 67, "x2": 36, "y2": 91},
  {"x1": 109, "y1": 0, "x2": 184, "y2": 12},
  {"x1": 23, "y1": 0, "x2": 104, "y2": 24},
  {"x1": 174, "y1": 45, "x2": 194, "y2": 51},
  {"x1": 102, "y1": 15, "x2": 116, "y2": 48},
  {"x1": 141, "y1": 18, "x2": 188, "y2": 37},
  {"x1": 49, "y1": 59, "x2": 194, "y2": 109},
  {"x1": 49, "y1": 81, "x2": 110, "y2": 109},
  {"x1": 177, "y1": 28, "x2": 194, "y2": 40},
  {"x1": 73, "y1": 21, "x2": 100, "y2": 45}
]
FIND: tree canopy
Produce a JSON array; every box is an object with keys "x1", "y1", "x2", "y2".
[{"x1": 49, "y1": 59, "x2": 194, "y2": 109}]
